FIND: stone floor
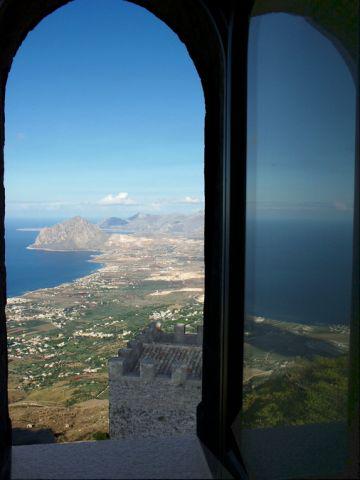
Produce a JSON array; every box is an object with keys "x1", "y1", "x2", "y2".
[{"x1": 11, "y1": 434, "x2": 213, "y2": 479}]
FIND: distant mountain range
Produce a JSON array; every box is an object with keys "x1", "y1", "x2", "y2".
[
  {"x1": 29, "y1": 213, "x2": 204, "y2": 251},
  {"x1": 99, "y1": 212, "x2": 204, "y2": 238}
]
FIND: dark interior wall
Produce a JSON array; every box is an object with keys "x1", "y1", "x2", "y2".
[
  {"x1": 0, "y1": 66, "x2": 9, "y2": 474},
  {"x1": 0, "y1": 1, "x2": 74, "y2": 455}
]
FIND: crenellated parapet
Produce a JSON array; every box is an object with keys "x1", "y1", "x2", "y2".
[
  {"x1": 109, "y1": 321, "x2": 203, "y2": 439},
  {"x1": 134, "y1": 321, "x2": 203, "y2": 346},
  {"x1": 109, "y1": 322, "x2": 203, "y2": 386}
]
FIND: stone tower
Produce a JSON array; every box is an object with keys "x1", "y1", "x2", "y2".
[{"x1": 108, "y1": 322, "x2": 202, "y2": 438}]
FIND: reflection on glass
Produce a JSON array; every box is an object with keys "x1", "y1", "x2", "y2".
[{"x1": 236, "y1": 10, "x2": 357, "y2": 479}]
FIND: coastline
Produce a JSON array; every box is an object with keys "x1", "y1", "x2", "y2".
[
  {"x1": 7, "y1": 258, "x2": 105, "y2": 301},
  {"x1": 27, "y1": 245, "x2": 103, "y2": 253},
  {"x1": 7, "y1": 246, "x2": 104, "y2": 299},
  {"x1": 16, "y1": 228, "x2": 42, "y2": 232},
  {"x1": 6, "y1": 235, "x2": 205, "y2": 309},
  {"x1": 7, "y1": 234, "x2": 205, "y2": 443}
]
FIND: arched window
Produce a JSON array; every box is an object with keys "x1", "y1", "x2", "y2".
[
  {"x1": 0, "y1": 1, "x2": 358, "y2": 479},
  {"x1": 4, "y1": 0, "x2": 206, "y2": 446}
]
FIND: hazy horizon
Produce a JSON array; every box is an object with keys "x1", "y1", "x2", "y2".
[{"x1": 5, "y1": 1, "x2": 356, "y2": 222}]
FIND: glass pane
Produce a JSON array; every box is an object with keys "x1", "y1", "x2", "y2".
[{"x1": 235, "y1": 9, "x2": 357, "y2": 479}]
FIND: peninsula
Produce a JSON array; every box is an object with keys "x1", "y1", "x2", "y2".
[
  {"x1": 28, "y1": 213, "x2": 204, "y2": 252},
  {"x1": 28, "y1": 216, "x2": 108, "y2": 251}
]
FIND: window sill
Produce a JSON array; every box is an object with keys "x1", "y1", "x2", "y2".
[{"x1": 11, "y1": 434, "x2": 212, "y2": 479}]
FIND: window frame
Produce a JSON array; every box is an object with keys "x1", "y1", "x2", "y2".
[
  {"x1": 197, "y1": 2, "x2": 359, "y2": 477},
  {"x1": 0, "y1": 1, "x2": 358, "y2": 479},
  {"x1": 219, "y1": 4, "x2": 359, "y2": 478}
]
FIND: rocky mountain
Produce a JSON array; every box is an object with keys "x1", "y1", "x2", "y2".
[
  {"x1": 29, "y1": 217, "x2": 108, "y2": 251},
  {"x1": 100, "y1": 212, "x2": 204, "y2": 238}
]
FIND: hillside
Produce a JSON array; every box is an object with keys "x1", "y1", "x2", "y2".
[
  {"x1": 242, "y1": 355, "x2": 348, "y2": 428},
  {"x1": 29, "y1": 217, "x2": 108, "y2": 251},
  {"x1": 8, "y1": 234, "x2": 204, "y2": 442}
]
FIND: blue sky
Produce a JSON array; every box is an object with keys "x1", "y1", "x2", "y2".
[
  {"x1": 5, "y1": 0, "x2": 205, "y2": 220},
  {"x1": 247, "y1": 14, "x2": 356, "y2": 221},
  {"x1": 4, "y1": 2, "x2": 356, "y2": 221}
]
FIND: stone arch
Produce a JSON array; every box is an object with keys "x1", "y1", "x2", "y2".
[
  {"x1": 0, "y1": 0, "x2": 226, "y2": 102},
  {"x1": 0, "y1": 1, "x2": 357, "y2": 474},
  {"x1": 0, "y1": 0, "x2": 225, "y2": 453}
]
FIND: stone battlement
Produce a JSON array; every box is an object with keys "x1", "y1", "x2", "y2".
[
  {"x1": 108, "y1": 321, "x2": 202, "y2": 439},
  {"x1": 109, "y1": 322, "x2": 202, "y2": 385},
  {"x1": 133, "y1": 321, "x2": 203, "y2": 347}
]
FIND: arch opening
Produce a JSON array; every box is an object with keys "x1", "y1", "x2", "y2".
[{"x1": 4, "y1": 0, "x2": 207, "y2": 445}]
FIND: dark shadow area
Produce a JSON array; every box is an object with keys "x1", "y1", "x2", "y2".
[
  {"x1": 237, "y1": 422, "x2": 348, "y2": 479},
  {"x1": 245, "y1": 319, "x2": 343, "y2": 358},
  {"x1": 12, "y1": 427, "x2": 55, "y2": 445}
]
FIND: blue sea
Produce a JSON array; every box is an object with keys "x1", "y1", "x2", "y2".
[
  {"x1": 5, "y1": 218, "x2": 101, "y2": 298},
  {"x1": 5, "y1": 217, "x2": 354, "y2": 326},
  {"x1": 245, "y1": 218, "x2": 354, "y2": 326}
]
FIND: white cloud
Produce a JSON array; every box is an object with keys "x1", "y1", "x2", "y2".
[
  {"x1": 183, "y1": 196, "x2": 201, "y2": 204},
  {"x1": 98, "y1": 192, "x2": 136, "y2": 206}
]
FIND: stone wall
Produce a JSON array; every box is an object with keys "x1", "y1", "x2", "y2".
[
  {"x1": 109, "y1": 375, "x2": 201, "y2": 439},
  {"x1": 108, "y1": 322, "x2": 202, "y2": 439}
]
